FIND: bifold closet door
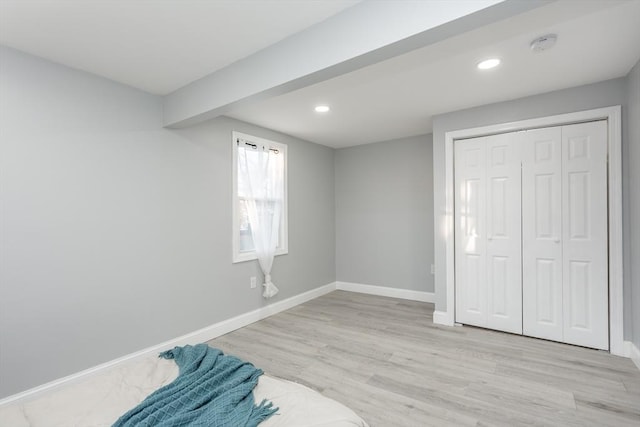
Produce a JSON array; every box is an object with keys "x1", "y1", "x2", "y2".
[
  {"x1": 522, "y1": 121, "x2": 609, "y2": 350},
  {"x1": 521, "y1": 127, "x2": 564, "y2": 342},
  {"x1": 455, "y1": 134, "x2": 522, "y2": 334},
  {"x1": 455, "y1": 136, "x2": 487, "y2": 328},
  {"x1": 561, "y1": 121, "x2": 608, "y2": 350}
]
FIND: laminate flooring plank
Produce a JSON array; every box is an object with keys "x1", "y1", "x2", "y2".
[
  {"x1": 494, "y1": 363, "x2": 630, "y2": 407},
  {"x1": 462, "y1": 380, "x2": 585, "y2": 426},
  {"x1": 575, "y1": 401, "x2": 640, "y2": 427},
  {"x1": 300, "y1": 356, "x2": 374, "y2": 384},
  {"x1": 573, "y1": 390, "x2": 640, "y2": 421},
  {"x1": 496, "y1": 358, "x2": 629, "y2": 393},
  {"x1": 388, "y1": 351, "x2": 497, "y2": 383},
  {"x1": 366, "y1": 373, "x2": 550, "y2": 427},
  {"x1": 319, "y1": 375, "x2": 479, "y2": 427},
  {"x1": 622, "y1": 376, "x2": 640, "y2": 395},
  {"x1": 207, "y1": 291, "x2": 640, "y2": 427}
]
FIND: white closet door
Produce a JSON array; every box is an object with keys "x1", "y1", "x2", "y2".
[
  {"x1": 456, "y1": 121, "x2": 609, "y2": 349},
  {"x1": 522, "y1": 127, "x2": 563, "y2": 342},
  {"x1": 455, "y1": 137, "x2": 487, "y2": 328},
  {"x1": 485, "y1": 134, "x2": 522, "y2": 334},
  {"x1": 562, "y1": 121, "x2": 609, "y2": 350}
]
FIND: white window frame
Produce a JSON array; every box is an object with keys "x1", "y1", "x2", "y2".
[{"x1": 232, "y1": 131, "x2": 288, "y2": 263}]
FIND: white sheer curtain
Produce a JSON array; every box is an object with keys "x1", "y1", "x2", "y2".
[{"x1": 238, "y1": 144, "x2": 284, "y2": 298}]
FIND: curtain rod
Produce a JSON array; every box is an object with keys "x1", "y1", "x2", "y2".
[{"x1": 236, "y1": 138, "x2": 280, "y2": 153}]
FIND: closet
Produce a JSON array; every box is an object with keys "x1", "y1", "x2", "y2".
[{"x1": 454, "y1": 120, "x2": 609, "y2": 350}]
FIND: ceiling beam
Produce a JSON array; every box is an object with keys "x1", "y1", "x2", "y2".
[{"x1": 163, "y1": 0, "x2": 552, "y2": 129}]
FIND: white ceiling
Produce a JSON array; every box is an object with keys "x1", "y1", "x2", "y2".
[
  {"x1": 228, "y1": 0, "x2": 640, "y2": 147},
  {"x1": 0, "y1": 0, "x2": 360, "y2": 94},
  {"x1": 1, "y1": 0, "x2": 639, "y2": 148}
]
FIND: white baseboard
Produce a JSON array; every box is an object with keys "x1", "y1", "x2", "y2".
[
  {"x1": 630, "y1": 341, "x2": 640, "y2": 372},
  {"x1": 0, "y1": 282, "x2": 337, "y2": 407},
  {"x1": 335, "y1": 281, "x2": 434, "y2": 303},
  {"x1": 433, "y1": 310, "x2": 454, "y2": 326}
]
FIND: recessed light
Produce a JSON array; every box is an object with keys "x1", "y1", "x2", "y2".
[
  {"x1": 314, "y1": 105, "x2": 330, "y2": 113},
  {"x1": 477, "y1": 58, "x2": 501, "y2": 70}
]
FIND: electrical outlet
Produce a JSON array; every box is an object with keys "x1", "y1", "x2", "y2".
[
  {"x1": 250, "y1": 276, "x2": 257, "y2": 289},
  {"x1": 430, "y1": 264, "x2": 435, "y2": 275}
]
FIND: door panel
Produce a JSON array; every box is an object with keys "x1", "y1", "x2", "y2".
[
  {"x1": 567, "y1": 172, "x2": 590, "y2": 239},
  {"x1": 455, "y1": 137, "x2": 487, "y2": 327},
  {"x1": 534, "y1": 174, "x2": 554, "y2": 237},
  {"x1": 562, "y1": 121, "x2": 608, "y2": 350},
  {"x1": 535, "y1": 258, "x2": 556, "y2": 323},
  {"x1": 489, "y1": 255, "x2": 508, "y2": 315},
  {"x1": 568, "y1": 261, "x2": 590, "y2": 329},
  {"x1": 521, "y1": 127, "x2": 563, "y2": 342},
  {"x1": 465, "y1": 254, "x2": 483, "y2": 313}
]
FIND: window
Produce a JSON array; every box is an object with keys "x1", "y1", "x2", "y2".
[{"x1": 232, "y1": 131, "x2": 288, "y2": 263}]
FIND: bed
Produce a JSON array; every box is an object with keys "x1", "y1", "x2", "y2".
[{"x1": 0, "y1": 347, "x2": 369, "y2": 427}]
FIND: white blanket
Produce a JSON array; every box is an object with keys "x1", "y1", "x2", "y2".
[{"x1": 0, "y1": 355, "x2": 368, "y2": 427}]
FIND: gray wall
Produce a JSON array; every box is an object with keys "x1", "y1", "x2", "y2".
[
  {"x1": 432, "y1": 77, "x2": 631, "y2": 336},
  {"x1": 0, "y1": 46, "x2": 335, "y2": 398},
  {"x1": 626, "y1": 59, "x2": 640, "y2": 349},
  {"x1": 335, "y1": 135, "x2": 434, "y2": 293}
]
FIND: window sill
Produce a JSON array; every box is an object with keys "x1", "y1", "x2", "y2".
[{"x1": 232, "y1": 248, "x2": 288, "y2": 264}]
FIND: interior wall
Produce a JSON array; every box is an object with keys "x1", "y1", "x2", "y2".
[
  {"x1": 625, "y1": 59, "x2": 640, "y2": 350},
  {"x1": 431, "y1": 78, "x2": 630, "y2": 336},
  {"x1": 335, "y1": 135, "x2": 434, "y2": 293},
  {"x1": 0, "y1": 46, "x2": 335, "y2": 398}
]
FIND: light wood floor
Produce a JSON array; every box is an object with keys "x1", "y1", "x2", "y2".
[{"x1": 209, "y1": 291, "x2": 640, "y2": 427}]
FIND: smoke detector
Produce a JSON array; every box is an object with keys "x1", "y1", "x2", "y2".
[{"x1": 530, "y1": 34, "x2": 558, "y2": 53}]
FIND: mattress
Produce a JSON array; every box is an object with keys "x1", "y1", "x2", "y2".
[{"x1": 0, "y1": 353, "x2": 369, "y2": 427}]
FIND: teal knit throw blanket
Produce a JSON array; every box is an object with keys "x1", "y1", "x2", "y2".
[{"x1": 112, "y1": 344, "x2": 278, "y2": 427}]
